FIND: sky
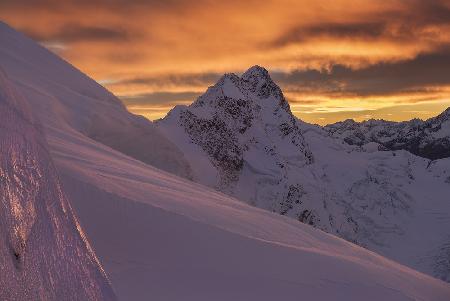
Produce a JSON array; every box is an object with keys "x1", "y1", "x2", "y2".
[{"x1": 1, "y1": 0, "x2": 450, "y2": 125}]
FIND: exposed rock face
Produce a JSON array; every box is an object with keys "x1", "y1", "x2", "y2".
[
  {"x1": 0, "y1": 70, "x2": 116, "y2": 301},
  {"x1": 325, "y1": 108, "x2": 450, "y2": 160}
]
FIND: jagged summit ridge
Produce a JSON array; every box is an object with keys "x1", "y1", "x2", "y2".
[
  {"x1": 242, "y1": 65, "x2": 270, "y2": 77},
  {"x1": 242, "y1": 65, "x2": 286, "y2": 103},
  {"x1": 194, "y1": 65, "x2": 288, "y2": 113},
  {"x1": 214, "y1": 65, "x2": 276, "y2": 92}
]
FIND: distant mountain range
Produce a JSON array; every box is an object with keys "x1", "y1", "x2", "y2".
[{"x1": 325, "y1": 108, "x2": 450, "y2": 160}]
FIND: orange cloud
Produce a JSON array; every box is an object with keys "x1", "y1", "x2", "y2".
[{"x1": 1, "y1": 0, "x2": 450, "y2": 124}]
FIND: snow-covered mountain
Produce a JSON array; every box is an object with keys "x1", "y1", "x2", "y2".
[
  {"x1": 2, "y1": 20, "x2": 450, "y2": 300},
  {"x1": 325, "y1": 108, "x2": 450, "y2": 160},
  {"x1": 158, "y1": 66, "x2": 450, "y2": 282},
  {"x1": 159, "y1": 66, "x2": 313, "y2": 199},
  {"x1": 0, "y1": 69, "x2": 116, "y2": 300}
]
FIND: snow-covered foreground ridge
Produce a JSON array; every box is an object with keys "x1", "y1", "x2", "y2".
[
  {"x1": 1, "y1": 21, "x2": 450, "y2": 300},
  {"x1": 0, "y1": 69, "x2": 116, "y2": 300}
]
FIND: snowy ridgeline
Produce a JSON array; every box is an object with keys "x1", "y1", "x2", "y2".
[
  {"x1": 325, "y1": 109, "x2": 450, "y2": 160},
  {"x1": 1, "y1": 20, "x2": 450, "y2": 300}
]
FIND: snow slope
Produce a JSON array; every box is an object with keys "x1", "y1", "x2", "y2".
[
  {"x1": 159, "y1": 66, "x2": 450, "y2": 282},
  {"x1": 53, "y1": 127, "x2": 450, "y2": 300},
  {"x1": 0, "y1": 69, "x2": 116, "y2": 300},
  {"x1": 303, "y1": 124, "x2": 450, "y2": 281},
  {"x1": 1, "y1": 21, "x2": 450, "y2": 300},
  {"x1": 0, "y1": 21, "x2": 192, "y2": 179}
]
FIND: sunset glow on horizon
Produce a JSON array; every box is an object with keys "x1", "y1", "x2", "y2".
[{"x1": 2, "y1": 0, "x2": 450, "y2": 124}]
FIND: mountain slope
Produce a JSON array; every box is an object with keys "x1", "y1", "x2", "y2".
[
  {"x1": 159, "y1": 66, "x2": 450, "y2": 282},
  {"x1": 325, "y1": 108, "x2": 450, "y2": 160},
  {"x1": 0, "y1": 21, "x2": 192, "y2": 179},
  {"x1": 2, "y1": 21, "x2": 450, "y2": 300},
  {"x1": 0, "y1": 69, "x2": 116, "y2": 300},
  {"x1": 54, "y1": 126, "x2": 450, "y2": 300}
]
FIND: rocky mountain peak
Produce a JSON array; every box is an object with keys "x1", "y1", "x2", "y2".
[
  {"x1": 193, "y1": 65, "x2": 289, "y2": 116},
  {"x1": 242, "y1": 65, "x2": 271, "y2": 81},
  {"x1": 159, "y1": 65, "x2": 313, "y2": 187},
  {"x1": 241, "y1": 65, "x2": 285, "y2": 102}
]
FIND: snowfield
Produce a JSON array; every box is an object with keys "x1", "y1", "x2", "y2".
[{"x1": 1, "y1": 21, "x2": 450, "y2": 300}]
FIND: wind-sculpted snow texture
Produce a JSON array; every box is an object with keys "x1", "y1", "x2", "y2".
[
  {"x1": 159, "y1": 66, "x2": 450, "y2": 282},
  {"x1": 325, "y1": 108, "x2": 450, "y2": 160},
  {"x1": 0, "y1": 70, "x2": 116, "y2": 300}
]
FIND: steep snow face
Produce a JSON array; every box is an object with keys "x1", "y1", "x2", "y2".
[
  {"x1": 0, "y1": 70, "x2": 116, "y2": 300},
  {"x1": 0, "y1": 21, "x2": 192, "y2": 179},
  {"x1": 159, "y1": 66, "x2": 450, "y2": 282},
  {"x1": 325, "y1": 107, "x2": 450, "y2": 160},
  {"x1": 159, "y1": 66, "x2": 313, "y2": 201}
]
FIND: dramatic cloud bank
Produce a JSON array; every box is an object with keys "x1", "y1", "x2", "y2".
[{"x1": 1, "y1": 0, "x2": 450, "y2": 124}]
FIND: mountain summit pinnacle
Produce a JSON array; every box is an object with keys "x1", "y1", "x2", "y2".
[
  {"x1": 241, "y1": 65, "x2": 285, "y2": 102},
  {"x1": 193, "y1": 65, "x2": 287, "y2": 113},
  {"x1": 242, "y1": 65, "x2": 270, "y2": 80},
  {"x1": 159, "y1": 65, "x2": 313, "y2": 188}
]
